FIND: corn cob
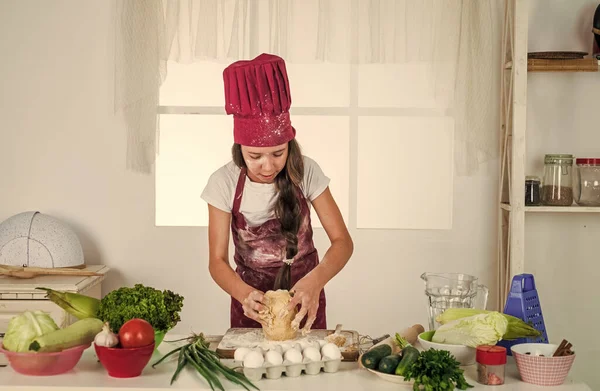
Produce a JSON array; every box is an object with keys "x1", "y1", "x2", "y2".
[{"x1": 36, "y1": 287, "x2": 100, "y2": 320}]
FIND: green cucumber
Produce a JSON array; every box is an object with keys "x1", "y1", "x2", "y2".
[
  {"x1": 395, "y1": 346, "x2": 420, "y2": 376},
  {"x1": 377, "y1": 354, "x2": 402, "y2": 374},
  {"x1": 29, "y1": 318, "x2": 103, "y2": 353},
  {"x1": 361, "y1": 344, "x2": 392, "y2": 369}
]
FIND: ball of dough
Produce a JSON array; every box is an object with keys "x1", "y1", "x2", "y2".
[{"x1": 259, "y1": 289, "x2": 298, "y2": 341}]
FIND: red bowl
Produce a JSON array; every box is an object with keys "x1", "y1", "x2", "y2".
[{"x1": 94, "y1": 342, "x2": 155, "y2": 378}]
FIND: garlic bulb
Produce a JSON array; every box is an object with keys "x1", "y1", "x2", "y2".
[{"x1": 94, "y1": 322, "x2": 119, "y2": 348}]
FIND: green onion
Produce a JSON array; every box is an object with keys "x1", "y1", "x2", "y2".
[{"x1": 152, "y1": 333, "x2": 260, "y2": 391}]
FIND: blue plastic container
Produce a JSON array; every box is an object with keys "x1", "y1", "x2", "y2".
[{"x1": 497, "y1": 274, "x2": 548, "y2": 355}]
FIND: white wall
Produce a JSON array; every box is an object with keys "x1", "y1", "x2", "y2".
[
  {"x1": 524, "y1": 1, "x2": 600, "y2": 388},
  {"x1": 0, "y1": 0, "x2": 502, "y2": 375}
]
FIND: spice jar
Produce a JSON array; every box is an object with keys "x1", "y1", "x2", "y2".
[
  {"x1": 542, "y1": 154, "x2": 574, "y2": 206},
  {"x1": 574, "y1": 158, "x2": 600, "y2": 206},
  {"x1": 476, "y1": 345, "x2": 506, "y2": 386},
  {"x1": 525, "y1": 176, "x2": 542, "y2": 206}
]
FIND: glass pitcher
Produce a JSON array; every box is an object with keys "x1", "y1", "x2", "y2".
[{"x1": 421, "y1": 272, "x2": 489, "y2": 331}]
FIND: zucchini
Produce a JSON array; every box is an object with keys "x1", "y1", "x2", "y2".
[
  {"x1": 377, "y1": 354, "x2": 402, "y2": 374},
  {"x1": 361, "y1": 344, "x2": 392, "y2": 369},
  {"x1": 29, "y1": 318, "x2": 103, "y2": 353},
  {"x1": 395, "y1": 346, "x2": 420, "y2": 376}
]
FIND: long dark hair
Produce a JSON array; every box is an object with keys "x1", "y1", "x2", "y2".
[{"x1": 232, "y1": 139, "x2": 304, "y2": 290}]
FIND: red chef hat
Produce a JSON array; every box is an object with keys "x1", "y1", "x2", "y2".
[{"x1": 223, "y1": 53, "x2": 296, "y2": 147}]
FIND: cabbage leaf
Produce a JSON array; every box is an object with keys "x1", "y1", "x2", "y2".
[
  {"x1": 3, "y1": 310, "x2": 59, "y2": 352},
  {"x1": 432, "y1": 312, "x2": 508, "y2": 348}
]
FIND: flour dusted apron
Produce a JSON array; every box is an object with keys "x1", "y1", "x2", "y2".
[{"x1": 230, "y1": 168, "x2": 326, "y2": 329}]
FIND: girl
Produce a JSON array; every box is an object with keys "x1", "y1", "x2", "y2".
[{"x1": 201, "y1": 53, "x2": 353, "y2": 333}]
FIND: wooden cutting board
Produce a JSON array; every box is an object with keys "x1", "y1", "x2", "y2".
[{"x1": 216, "y1": 327, "x2": 360, "y2": 362}]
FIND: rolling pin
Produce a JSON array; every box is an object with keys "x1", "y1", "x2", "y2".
[{"x1": 397, "y1": 324, "x2": 425, "y2": 345}]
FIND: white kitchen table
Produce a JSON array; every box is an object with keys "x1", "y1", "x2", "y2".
[{"x1": 0, "y1": 334, "x2": 591, "y2": 391}]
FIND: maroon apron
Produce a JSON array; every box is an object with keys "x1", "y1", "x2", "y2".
[{"x1": 230, "y1": 167, "x2": 327, "y2": 330}]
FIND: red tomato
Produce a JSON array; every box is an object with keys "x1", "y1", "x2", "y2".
[{"x1": 118, "y1": 319, "x2": 155, "y2": 348}]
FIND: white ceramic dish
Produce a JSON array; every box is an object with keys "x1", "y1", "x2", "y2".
[
  {"x1": 357, "y1": 336, "x2": 414, "y2": 387},
  {"x1": 510, "y1": 342, "x2": 557, "y2": 356},
  {"x1": 418, "y1": 331, "x2": 476, "y2": 366}
]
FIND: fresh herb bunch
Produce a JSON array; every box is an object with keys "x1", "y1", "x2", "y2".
[
  {"x1": 153, "y1": 333, "x2": 259, "y2": 391},
  {"x1": 97, "y1": 284, "x2": 184, "y2": 333},
  {"x1": 403, "y1": 348, "x2": 473, "y2": 391}
]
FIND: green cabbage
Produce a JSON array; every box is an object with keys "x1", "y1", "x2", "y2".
[
  {"x1": 3, "y1": 310, "x2": 60, "y2": 352},
  {"x1": 432, "y1": 312, "x2": 508, "y2": 348}
]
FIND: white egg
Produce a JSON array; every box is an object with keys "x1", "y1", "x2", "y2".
[
  {"x1": 264, "y1": 350, "x2": 284, "y2": 366},
  {"x1": 310, "y1": 340, "x2": 322, "y2": 349},
  {"x1": 318, "y1": 339, "x2": 327, "y2": 348},
  {"x1": 320, "y1": 342, "x2": 341, "y2": 360},
  {"x1": 234, "y1": 347, "x2": 251, "y2": 361},
  {"x1": 270, "y1": 345, "x2": 283, "y2": 355},
  {"x1": 280, "y1": 343, "x2": 293, "y2": 353},
  {"x1": 302, "y1": 346, "x2": 321, "y2": 362},
  {"x1": 252, "y1": 347, "x2": 266, "y2": 355},
  {"x1": 283, "y1": 348, "x2": 303, "y2": 364},
  {"x1": 293, "y1": 343, "x2": 303, "y2": 352},
  {"x1": 243, "y1": 350, "x2": 265, "y2": 368}
]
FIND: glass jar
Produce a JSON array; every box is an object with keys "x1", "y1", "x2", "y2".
[
  {"x1": 525, "y1": 176, "x2": 542, "y2": 206},
  {"x1": 542, "y1": 154, "x2": 574, "y2": 206},
  {"x1": 476, "y1": 345, "x2": 506, "y2": 386},
  {"x1": 574, "y1": 158, "x2": 600, "y2": 206}
]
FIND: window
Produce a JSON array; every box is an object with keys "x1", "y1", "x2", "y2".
[
  {"x1": 155, "y1": 1, "x2": 455, "y2": 230},
  {"x1": 156, "y1": 59, "x2": 453, "y2": 230}
]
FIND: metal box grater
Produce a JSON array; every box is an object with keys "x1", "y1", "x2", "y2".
[{"x1": 497, "y1": 273, "x2": 548, "y2": 355}]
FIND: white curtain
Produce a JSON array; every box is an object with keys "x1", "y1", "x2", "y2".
[{"x1": 115, "y1": 0, "x2": 503, "y2": 175}]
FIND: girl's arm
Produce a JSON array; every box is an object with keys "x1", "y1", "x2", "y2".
[
  {"x1": 288, "y1": 187, "x2": 354, "y2": 330},
  {"x1": 308, "y1": 187, "x2": 354, "y2": 287},
  {"x1": 207, "y1": 205, "x2": 265, "y2": 321}
]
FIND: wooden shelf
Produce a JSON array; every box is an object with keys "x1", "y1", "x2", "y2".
[
  {"x1": 504, "y1": 58, "x2": 600, "y2": 72},
  {"x1": 500, "y1": 203, "x2": 600, "y2": 213}
]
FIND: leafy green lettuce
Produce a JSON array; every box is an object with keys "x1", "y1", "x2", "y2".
[
  {"x1": 432, "y1": 312, "x2": 508, "y2": 348},
  {"x1": 96, "y1": 284, "x2": 184, "y2": 333},
  {"x1": 3, "y1": 310, "x2": 60, "y2": 352}
]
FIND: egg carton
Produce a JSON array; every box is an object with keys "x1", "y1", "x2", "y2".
[{"x1": 235, "y1": 358, "x2": 343, "y2": 381}]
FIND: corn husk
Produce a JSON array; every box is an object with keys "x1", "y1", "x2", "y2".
[{"x1": 36, "y1": 287, "x2": 100, "y2": 320}]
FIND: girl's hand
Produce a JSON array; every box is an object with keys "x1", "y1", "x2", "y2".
[
  {"x1": 287, "y1": 276, "x2": 324, "y2": 333},
  {"x1": 242, "y1": 290, "x2": 266, "y2": 325}
]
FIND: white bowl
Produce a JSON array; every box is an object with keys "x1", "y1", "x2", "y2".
[
  {"x1": 417, "y1": 331, "x2": 476, "y2": 366},
  {"x1": 510, "y1": 342, "x2": 556, "y2": 357}
]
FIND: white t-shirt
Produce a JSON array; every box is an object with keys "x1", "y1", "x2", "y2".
[{"x1": 201, "y1": 156, "x2": 330, "y2": 226}]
